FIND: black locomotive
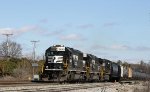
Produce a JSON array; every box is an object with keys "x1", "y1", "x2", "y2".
[
  {"x1": 40, "y1": 45, "x2": 122, "y2": 82},
  {"x1": 40, "y1": 45, "x2": 150, "y2": 82}
]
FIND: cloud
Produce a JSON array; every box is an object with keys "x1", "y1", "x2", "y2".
[
  {"x1": 18, "y1": 25, "x2": 43, "y2": 35},
  {"x1": 64, "y1": 23, "x2": 73, "y2": 28},
  {"x1": 91, "y1": 44, "x2": 131, "y2": 51},
  {"x1": 91, "y1": 44, "x2": 108, "y2": 50},
  {"x1": 110, "y1": 45, "x2": 131, "y2": 50},
  {"x1": 42, "y1": 29, "x2": 64, "y2": 37},
  {"x1": 90, "y1": 44, "x2": 150, "y2": 63},
  {"x1": 50, "y1": 30, "x2": 63, "y2": 35},
  {"x1": 77, "y1": 24, "x2": 94, "y2": 29},
  {"x1": 91, "y1": 44, "x2": 150, "y2": 52},
  {"x1": 103, "y1": 22, "x2": 118, "y2": 27},
  {"x1": 0, "y1": 25, "x2": 44, "y2": 36},
  {"x1": 135, "y1": 46, "x2": 150, "y2": 51},
  {"x1": 39, "y1": 19, "x2": 48, "y2": 23},
  {"x1": 60, "y1": 34, "x2": 86, "y2": 41},
  {"x1": 19, "y1": 25, "x2": 39, "y2": 32},
  {"x1": 0, "y1": 28, "x2": 14, "y2": 34}
]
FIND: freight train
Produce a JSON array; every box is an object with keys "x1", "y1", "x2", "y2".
[{"x1": 39, "y1": 45, "x2": 150, "y2": 82}]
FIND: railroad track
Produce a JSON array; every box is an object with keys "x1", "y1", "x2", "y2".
[
  {"x1": 0, "y1": 81, "x2": 30, "y2": 85},
  {"x1": 0, "y1": 82, "x2": 113, "y2": 92},
  {"x1": 0, "y1": 81, "x2": 60, "y2": 88}
]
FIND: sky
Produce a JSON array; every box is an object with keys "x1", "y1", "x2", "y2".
[{"x1": 0, "y1": 0, "x2": 150, "y2": 63}]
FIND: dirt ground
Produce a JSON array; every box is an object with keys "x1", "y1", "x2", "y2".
[
  {"x1": 0, "y1": 81, "x2": 149, "y2": 92},
  {"x1": 67, "y1": 81, "x2": 149, "y2": 92}
]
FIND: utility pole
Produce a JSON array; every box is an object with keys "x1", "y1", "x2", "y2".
[
  {"x1": 31, "y1": 40, "x2": 39, "y2": 80},
  {"x1": 30, "y1": 40, "x2": 39, "y2": 62},
  {"x1": 2, "y1": 33, "x2": 13, "y2": 57}
]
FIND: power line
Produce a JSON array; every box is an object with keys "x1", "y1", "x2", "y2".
[
  {"x1": 31, "y1": 40, "x2": 39, "y2": 62},
  {"x1": 2, "y1": 33, "x2": 13, "y2": 57}
]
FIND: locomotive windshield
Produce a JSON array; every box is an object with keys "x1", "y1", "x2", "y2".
[{"x1": 46, "y1": 51, "x2": 65, "y2": 56}]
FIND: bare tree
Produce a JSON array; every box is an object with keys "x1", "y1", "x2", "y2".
[{"x1": 0, "y1": 41, "x2": 22, "y2": 58}]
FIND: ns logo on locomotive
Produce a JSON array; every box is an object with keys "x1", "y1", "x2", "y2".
[{"x1": 38, "y1": 45, "x2": 150, "y2": 82}]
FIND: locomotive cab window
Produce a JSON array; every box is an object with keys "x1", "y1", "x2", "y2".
[{"x1": 47, "y1": 51, "x2": 66, "y2": 56}]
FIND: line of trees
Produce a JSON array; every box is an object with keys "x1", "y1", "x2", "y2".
[{"x1": 0, "y1": 41, "x2": 44, "y2": 80}]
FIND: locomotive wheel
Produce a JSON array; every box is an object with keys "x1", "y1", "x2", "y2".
[
  {"x1": 48, "y1": 74, "x2": 53, "y2": 80},
  {"x1": 84, "y1": 75, "x2": 87, "y2": 81},
  {"x1": 67, "y1": 72, "x2": 75, "y2": 81},
  {"x1": 57, "y1": 72, "x2": 61, "y2": 83},
  {"x1": 90, "y1": 74, "x2": 94, "y2": 81},
  {"x1": 104, "y1": 75, "x2": 110, "y2": 82},
  {"x1": 70, "y1": 72, "x2": 75, "y2": 80}
]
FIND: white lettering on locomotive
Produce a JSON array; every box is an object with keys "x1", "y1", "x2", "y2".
[
  {"x1": 48, "y1": 56, "x2": 63, "y2": 63},
  {"x1": 51, "y1": 47, "x2": 65, "y2": 51}
]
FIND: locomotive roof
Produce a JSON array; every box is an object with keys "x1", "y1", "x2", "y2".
[
  {"x1": 98, "y1": 58, "x2": 103, "y2": 64},
  {"x1": 88, "y1": 54, "x2": 97, "y2": 58},
  {"x1": 45, "y1": 46, "x2": 83, "y2": 54},
  {"x1": 66, "y1": 47, "x2": 83, "y2": 54},
  {"x1": 103, "y1": 59, "x2": 111, "y2": 62},
  {"x1": 102, "y1": 59, "x2": 118, "y2": 65}
]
